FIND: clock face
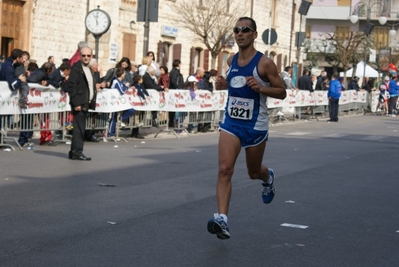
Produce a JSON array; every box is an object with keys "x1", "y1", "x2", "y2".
[{"x1": 85, "y1": 9, "x2": 111, "y2": 35}]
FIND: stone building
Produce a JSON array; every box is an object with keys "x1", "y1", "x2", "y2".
[{"x1": 0, "y1": 0, "x2": 302, "y2": 78}]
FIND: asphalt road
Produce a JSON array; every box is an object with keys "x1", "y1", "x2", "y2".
[{"x1": 1, "y1": 115, "x2": 399, "y2": 267}]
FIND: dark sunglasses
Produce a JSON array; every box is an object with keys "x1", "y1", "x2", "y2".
[
  {"x1": 233, "y1": 26, "x2": 255, "y2": 34},
  {"x1": 81, "y1": 54, "x2": 92, "y2": 58}
]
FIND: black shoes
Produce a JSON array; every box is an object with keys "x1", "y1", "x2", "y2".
[
  {"x1": 68, "y1": 153, "x2": 91, "y2": 161},
  {"x1": 132, "y1": 134, "x2": 145, "y2": 139}
]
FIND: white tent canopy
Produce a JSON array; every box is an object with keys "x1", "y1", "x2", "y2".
[{"x1": 340, "y1": 61, "x2": 379, "y2": 77}]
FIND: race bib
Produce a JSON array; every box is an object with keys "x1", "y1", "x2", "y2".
[{"x1": 228, "y1": 97, "x2": 254, "y2": 120}]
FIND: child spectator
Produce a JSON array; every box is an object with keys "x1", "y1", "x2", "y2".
[{"x1": 108, "y1": 67, "x2": 134, "y2": 137}]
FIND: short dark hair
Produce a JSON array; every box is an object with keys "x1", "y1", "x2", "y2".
[
  {"x1": 284, "y1": 66, "x2": 292, "y2": 72},
  {"x1": 115, "y1": 67, "x2": 125, "y2": 78},
  {"x1": 22, "y1": 51, "x2": 30, "y2": 60},
  {"x1": 133, "y1": 74, "x2": 142, "y2": 84},
  {"x1": 172, "y1": 59, "x2": 181, "y2": 68},
  {"x1": 48, "y1": 56, "x2": 54, "y2": 61},
  {"x1": 303, "y1": 69, "x2": 309, "y2": 75},
  {"x1": 209, "y1": 69, "x2": 217, "y2": 77},
  {"x1": 11, "y1": 49, "x2": 23, "y2": 60},
  {"x1": 59, "y1": 63, "x2": 71, "y2": 71},
  {"x1": 160, "y1": 65, "x2": 168, "y2": 74},
  {"x1": 42, "y1": 62, "x2": 54, "y2": 74},
  {"x1": 27, "y1": 62, "x2": 39, "y2": 72},
  {"x1": 237, "y1": 17, "x2": 257, "y2": 31}
]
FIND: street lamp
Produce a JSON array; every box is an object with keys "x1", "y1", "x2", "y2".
[{"x1": 350, "y1": 0, "x2": 387, "y2": 25}]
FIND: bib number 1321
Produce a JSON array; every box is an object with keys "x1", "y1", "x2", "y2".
[{"x1": 228, "y1": 97, "x2": 254, "y2": 120}]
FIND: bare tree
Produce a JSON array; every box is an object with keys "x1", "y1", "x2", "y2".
[
  {"x1": 321, "y1": 32, "x2": 369, "y2": 87},
  {"x1": 171, "y1": 0, "x2": 247, "y2": 69}
]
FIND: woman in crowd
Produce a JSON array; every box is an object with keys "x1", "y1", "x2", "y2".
[
  {"x1": 103, "y1": 57, "x2": 132, "y2": 87},
  {"x1": 138, "y1": 56, "x2": 152, "y2": 77},
  {"x1": 158, "y1": 66, "x2": 169, "y2": 88},
  {"x1": 147, "y1": 51, "x2": 161, "y2": 77}
]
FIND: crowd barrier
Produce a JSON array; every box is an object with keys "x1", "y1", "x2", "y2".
[{"x1": 0, "y1": 81, "x2": 374, "y2": 151}]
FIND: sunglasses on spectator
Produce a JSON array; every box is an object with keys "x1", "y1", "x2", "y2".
[
  {"x1": 233, "y1": 26, "x2": 255, "y2": 34},
  {"x1": 81, "y1": 54, "x2": 92, "y2": 58}
]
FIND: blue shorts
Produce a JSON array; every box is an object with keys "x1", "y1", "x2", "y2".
[{"x1": 219, "y1": 123, "x2": 268, "y2": 148}]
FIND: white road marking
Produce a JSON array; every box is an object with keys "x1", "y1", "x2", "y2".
[
  {"x1": 281, "y1": 223, "x2": 308, "y2": 229},
  {"x1": 362, "y1": 135, "x2": 385, "y2": 141},
  {"x1": 285, "y1": 132, "x2": 312, "y2": 136}
]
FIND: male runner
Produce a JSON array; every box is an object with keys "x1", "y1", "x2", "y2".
[{"x1": 207, "y1": 17, "x2": 287, "y2": 239}]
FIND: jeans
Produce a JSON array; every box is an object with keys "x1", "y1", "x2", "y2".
[{"x1": 328, "y1": 98, "x2": 339, "y2": 121}]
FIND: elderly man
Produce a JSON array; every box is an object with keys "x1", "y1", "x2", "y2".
[
  {"x1": 142, "y1": 66, "x2": 169, "y2": 127},
  {"x1": 64, "y1": 46, "x2": 97, "y2": 160}
]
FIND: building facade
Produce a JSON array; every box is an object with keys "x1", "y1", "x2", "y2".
[
  {"x1": 0, "y1": 0, "x2": 302, "y2": 78},
  {"x1": 305, "y1": 0, "x2": 399, "y2": 74}
]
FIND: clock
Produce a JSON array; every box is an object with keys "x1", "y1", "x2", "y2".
[{"x1": 85, "y1": 8, "x2": 111, "y2": 36}]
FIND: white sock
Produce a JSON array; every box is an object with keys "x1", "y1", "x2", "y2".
[{"x1": 220, "y1": 214, "x2": 228, "y2": 223}]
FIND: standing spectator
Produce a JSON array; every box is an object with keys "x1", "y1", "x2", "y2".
[
  {"x1": 0, "y1": 48, "x2": 25, "y2": 91},
  {"x1": 146, "y1": 51, "x2": 161, "y2": 77},
  {"x1": 298, "y1": 69, "x2": 313, "y2": 91},
  {"x1": 321, "y1": 76, "x2": 330, "y2": 91},
  {"x1": 142, "y1": 66, "x2": 169, "y2": 128},
  {"x1": 311, "y1": 74, "x2": 317, "y2": 91},
  {"x1": 280, "y1": 66, "x2": 296, "y2": 90},
  {"x1": 168, "y1": 59, "x2": 184, "y2": 127},
  {"x1": 388, "y1": 73, "x2": 399, "y2": 116},
  {"x1": 69, "y1": 41, "x2": 88, "y2": 66},
  {"x1": 103, "y1": 57, "x2": 132, "y2": 87},
  {"x1": 48, "y1": 56, "x2": 55, "y2": 68},
  {"x1": 315, "y1": 70, "x2": 327, "y2": 90},
  {"x1": 209, "y1": 69, "x2": 218, "y2": 89},
  {"x1": 327, "y1": 74, "x2": 342, "y2": 122},
  {"x1": 64, "y1": 46, "x2": 96, "y2": 161},
  {"x1": 131, "y1": 74, "x2": 148, "y2": 139},
  {"x1": 347, "y1": 76, "x2": 360, "y2": 91},
  {"x1": 108, "y1": 67, "x2": 135, "y2": 137},
  {"x1": 27, "y1": 62, "x2": 56, "y2": 146},
  {"x1": 158, "y1": 66, "x2": 170, "y2": 88},
  {"x1": 197, "y1": 71, "x2": 214, "y2": 132},
  {"x1": 15, "y1": 51, "x2": 30, "y2": 109},
  {"x1": 138, "y1": 56, "x2": 152, "y2": 76}
]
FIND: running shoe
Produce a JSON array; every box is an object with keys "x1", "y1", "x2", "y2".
[
  {"x1": 262, "y1": 168, "x2": 275, "y2": 204},
  {"x1": 207, "y1": 213, "x2": 230, "y2": 239}
]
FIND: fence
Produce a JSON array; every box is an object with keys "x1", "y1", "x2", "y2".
[{"x1": 0, "y1": 81, "x2": 374, "y2": 151}]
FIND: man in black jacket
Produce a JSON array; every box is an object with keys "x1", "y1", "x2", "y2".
[
  {"x1": 168, "y1": 59, "x2": 184, "y2": 127},
  {"x1": 64, "y1": 46, "x2": 96, "y2": 161},
  {"x1": 298, "y1": 69, "x2": 313, "y2": 92},
  {"x1": 27, "y1": 62, "x2": 54, "y2": 86},
  {"x1": 348, "y1": 76, "x2": 360, "y2": 91}
]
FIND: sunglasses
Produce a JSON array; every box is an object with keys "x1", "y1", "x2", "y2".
[
  {"x1": 81, "y1": 54, "x2": 92, "y2": 58},
  {"x1": 233, "y1": 26, "x2": 255, "y2": 34}
]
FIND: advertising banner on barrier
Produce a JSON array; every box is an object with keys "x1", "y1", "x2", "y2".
[{"x1": 0, "y1": 82, "x2": 368, "y2": 115}]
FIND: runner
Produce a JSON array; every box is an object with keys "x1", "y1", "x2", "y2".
[{"x1": 207, "y1": 17, "x2": 286, "y2": 239}]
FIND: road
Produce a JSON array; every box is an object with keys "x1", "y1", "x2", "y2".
[{"x1": 1, "y1": 115, "x2": 398, "y2": 267}]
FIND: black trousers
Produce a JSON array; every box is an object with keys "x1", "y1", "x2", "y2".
[
  {"x1": 388, "y1": 96, "x2": 398, "y2": 115},
  {"x1": 328, "y1": 98, "x2": 339, "y2": 121},
  {"x1": 70, "y1": 110, "x2": 87, "y2": 157}
]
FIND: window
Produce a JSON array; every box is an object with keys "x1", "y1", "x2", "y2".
[
  {"x1": 335, "y1": 26, "x2": 349, "y2": 39},
  {"x1": 305, "y1": 25, "x2": 312, "y2": 38},
  {"x1": 194, "y1": 48, "x2": 203, "y2": 69},
  {"x1": 123, "y1": 33, "x2": 137, "y2": 62},
  {"x1": 373, "y1": 27, "x2": 389, "y2": 49}
]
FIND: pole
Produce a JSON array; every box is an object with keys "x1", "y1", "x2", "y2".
[
  {"x1": 94, "y1": 35, "x2": 100, "y2": 61},
  {"x1": 143, "y1": 0, "x2": 150, "y2": 57},
  {"x1": 296, "y1": 14, "x2": 303, "y2": 86},
  {"x1": 268, "y1": 11, "x2": 272, "y2": 57}
]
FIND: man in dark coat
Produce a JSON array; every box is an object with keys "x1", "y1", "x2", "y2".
[
  {"x1": 64, "y1": 46, "x2": 96, "y2": 161},
  {"x1": 298, "y1": 69, "x2": 313, "y2": 92},
  {"x1": 167, "y1": 59, "x2": 184, "y2": 127},
  {"x1": 48, "y1": 63, "x2": 71, "y2": 90}
]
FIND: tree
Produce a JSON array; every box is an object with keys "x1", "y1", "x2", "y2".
[
  {"x1": 321, "y1": 31, "x2": 369, "y2": 88},
  {"x1": 171, "y1": 0, "x2": 247, "y2": 69}
]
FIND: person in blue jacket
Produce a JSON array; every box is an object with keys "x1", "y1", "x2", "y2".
[
  {"x1": 388, "y1": 72, "x2": 399, "y2": 116},
  {"x1": 327, "y1": 74, "x2": 342, "y2": 122}
]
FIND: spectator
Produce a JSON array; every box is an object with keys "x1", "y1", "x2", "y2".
[
  {"x1": 388, "y1": 73, "x2": 399, "y2": 116},
  {"x1": 347, "y1": 76, "x2": 360, "y2": 91},
  {"x1": 48, "y1": 63, "x2": 71, "y2": 90},
  {"x1": 69, "y1": 41, "x2": 88, "y2": 66},
  {"x1": 108, "y1": 67, "x2": 135, "y2": 137},
  {"x1": 168, "y1": 59, "x2": 184, "y2": 128},
  {"x1": 0, "y1": 55, "x2": 3, "y2": 72},
  {"x1": 16, "y1": 51, "x2": 30, "y2": 109},
  {"x1": 197, "y1": 71, "x2": 213, "y2": 132},
  {"x1": 103, "y1": 57, "x2": 133, "y2": 87},
  {"x1": 280, "y1": 66, "x2": 296, "y2": 90},
  {"x1": 142, "y1": 66, "x2": 169, "y2": 128},
  {"x1": 298, "y1": 69, "x2": 313, "y2": 92},
  {"x1": 315, "y1": 70, "x2": 327, "y2": 90},
  {"x1": 130, "y1": 74, "x2": 147, "y2": 139},
  {"x1": 146, "y1": 51, "x2": 161, "y2": 77},
  {"x1": 327, "y1": 74, "x2": 342, "y2": 122},
  {"x1": 184, "y1": 76, "x2": 198, "y2": 133},
  {"x1": 138, "y1": 56, "x2": 152, "y2": 77},
  {"x1": 158, "y1": 65, "x2": 170, "y2": 88},
  {"x1": 311, "y1": 74, "x2": 317, "y2": 91},
  {"x1": 0, "y1": 48, "x2": 25, "y2": 92},
  {"x1": 376, "y1": 79, "x2": 389, "y2": 116},
  {"x1": 27, "y1": 62, "x2": 39, "y2": 72}
]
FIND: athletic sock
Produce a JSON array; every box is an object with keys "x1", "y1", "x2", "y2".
[{"x1": 220, "y1": 214, "x2": 228, "y2": 223}]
